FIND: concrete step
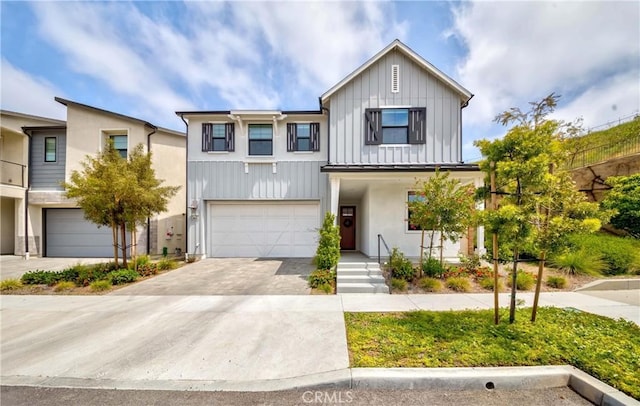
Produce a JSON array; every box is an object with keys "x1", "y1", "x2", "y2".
[
  {"x1": 337, "y1": 274, "x2": 386, "y2": 284},
  {"x1": 338, "y1": 262, "x2": 381, "y2": 269},
  {"x1": 337, "y1": 282, "x2": 390, "y2": 294},
  {"x1": 338, "y1": 268, "x2": 384, "y2": 277}
]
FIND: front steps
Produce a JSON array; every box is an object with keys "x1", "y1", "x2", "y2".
[{"x1": 336, "y1": 261, "x2": 390, "y2": 294}]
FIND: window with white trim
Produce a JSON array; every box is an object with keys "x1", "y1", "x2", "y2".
[
  {"x1": 287, "y1": 123, "x2": 320, "y2": 152},
  {"x1": 248, "y1": 124, "x2": 273, "y2": 156},
  {"x1": 364, "y1": 107, "x2": 426, "y2": 145}
]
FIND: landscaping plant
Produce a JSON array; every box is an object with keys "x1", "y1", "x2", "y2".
[
  {"x1": 418, "y1": 277, "x2": 442, "y2": 292},
  {"x1": 314, "y1": 212, "x2": 340, "y2": 271},
  {"x1": 388, "y1": 248, "x2": 415, "y2": 281},
  {"x1": 546, "y1": 276, "x2": 567, "y2": 289},
  {"x1": 445, "y1": 277, "x2": 471, "y2": 292},
  {"x1": 601, "y1": 173, "x2": 640, "y2": 238},
  {"x1": 0, "y1": 279, "x2": 23, "y2": 291},
  {"x1": 549, "y1": 249, "x2": 606, "y2": 276},
  {"x1": 391, "y1": 278, "x2": 408, "y2": 292}
]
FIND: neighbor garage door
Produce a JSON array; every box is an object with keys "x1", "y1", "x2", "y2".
[
  {"x1": 208, "y1": 201, "x2": 320, "y2": 257},
  {"x1": 45, "y1": 208, "x2": 114, "y2": 257}
]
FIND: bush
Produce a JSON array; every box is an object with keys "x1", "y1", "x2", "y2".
[
  {"x1": 389, "y1": 248, "x2": 416, "y2": 281},
  {"x1": 314, "y1": 213, "x2": 341, "y2": 270},
  {"x1": 21, "y1": 270, "x2": 59, "y2": 286},
  {"x1": 135, "y1": 255, "x2": 151, "y2": 267},
  {"x1": 391, "y1": 278, "x2": 408, "y2": 292},
  {"x1": 459, "y1": 254, "x2": 481, "y2": 272},
  {"x1": 157, "y1": 258, "x2": 177, "y2": 271},
  {"x1": 54, "y1": 281, "x2": 76, "y2": 292},
  {"x1": 568, "y1": 233, "x2": 640, "y2": 275},
  {"x1": 136, "y1": 263, "x2": 158, "y2": 277},
  {"x1": 308, "y1": 269, "x2": 335, "y2": 289},
  {"x1": 479, "y1": 276, "x2": 502, "y2": 291},
  {"x1": 549, "y1": 250, "x2": 606, "y2": 276},
  {"x1": 107, "y1": 269, "x2": 140, "y2": 285},
  {"x1": 446, "y1": 277, "x2": 471, "y2": 292},
  {"x1": 90, "y1": 280, "x2": 112, "y2": 292},
  {"x1": 317, "y1": 283, "x2": 333, "y2": 294},
  {"x1": 418, "y1": 277, "x2": 442, "y2": 292},
  {"x1": 422, "y1": 257, "x2": 445, "y2": 278},
  {"x1": 506, "y1": 270, "x2": 535, "y2": 291},
  {"x1": 1, "y1": 278, "x2": 23, "y2": 291},
  {"x1": 546, "y1": 276, "x2": 567, "y2": 289}
]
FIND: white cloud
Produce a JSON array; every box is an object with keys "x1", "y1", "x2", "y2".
[
  {"x1": 450, "y1": 1, "x2": 640, "y2": 128},
  {"x1": 0, "y1": 59, "x2": 66, "y2": 120}
]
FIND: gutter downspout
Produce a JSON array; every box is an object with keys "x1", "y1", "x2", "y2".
[
  {"x1": 21, "y1": 128, "x2": 32, "y2": 259},
  {"x1": 179, "y1": 114, "x2": 189, "y2": 259},
  {"x1": 146, "y1": 126, "x2": 157, "y2": 255}
]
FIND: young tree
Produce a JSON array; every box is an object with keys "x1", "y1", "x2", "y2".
[
  {"x1": 408, "y1": 170, "x2": 475, "y2": 275},
  {"x1": 65, "y1": 143, "x2": 179, "y2": 268},
  {"x1": 601, "y1": 174, "x2": 640, "y2": 238},
  {"x1": 314, "y1": 212, "x2": 341, "y2": 270},
  {"x1": 475, "y1": 94, "x2": 605, "y2": 323}
]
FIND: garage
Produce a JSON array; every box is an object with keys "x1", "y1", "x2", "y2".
[
  {"x1": 208, "y1": 201, "x2": 320, "y2": 257},
  {"x1": 45, "y1": 208, "x2": 114, "y2": 257}
]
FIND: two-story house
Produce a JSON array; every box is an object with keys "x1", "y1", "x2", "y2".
[
  {"x1": 179, "y1": 40, "x2": 485, "y2": 260},
  {"x1": 1, "y1": 99, "x2": 187, "y2": 258}
]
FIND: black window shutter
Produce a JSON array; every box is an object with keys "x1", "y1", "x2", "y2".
[
  {"x1": 364, "y1": 109, "x2": 382, "y2": 145},
  {"x1": 202, "y1": 123, "x2": 212, "y2": 151},
  {"x1": 408, "y1": 108, "x2": 426, "y2": 144},
  {"x1": 225, "y1": 123, "x2": 235, "y2": 151},
  {"x1": 310, "y1": 123, "x2": 320, "y2": 151},
  {"x1": 286, "y1": 123, "x2": 296, "y2": 152}
]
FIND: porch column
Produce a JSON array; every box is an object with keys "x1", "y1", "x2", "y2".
[{"x1": 330, "y1": 176, "x2": 340, "y2": 224}]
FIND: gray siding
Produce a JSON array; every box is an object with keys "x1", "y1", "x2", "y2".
[
  {"x1": 189, "y1": 161, "x2": 329, "y2": 207},
  {"x1": 328, "y1": 49, "x2": 463, "y2": 164},
  {"x1": 30, "y1": 130, "x2": 66, "y2": 190}
]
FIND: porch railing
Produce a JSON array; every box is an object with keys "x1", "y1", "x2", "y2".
[
  {"x1": 1, "y1": 160, "x2": 26, "y2": 187},
  {"x1": 377, "y1": 233, "x2": 392, "y2": 265}
]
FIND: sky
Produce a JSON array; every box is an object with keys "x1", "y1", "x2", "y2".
[{"x1": 1, "y1": 1, "x2": 638, "y2": 161}]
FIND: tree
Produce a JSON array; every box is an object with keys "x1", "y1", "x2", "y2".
[
  {"x1": 65, "y1": 143, "x2": 179, "y2": 268},
  {"x1": 408, "y1": 170, "x2": 475, "y2": 275},
  {"x1": 314, "y1": 212, "x2": 341, "y2": 270},
  {"x1": 475, "y1": 94, "x2": 606, "y2": 323},
  {"x1": 601, "y1": 174, "x2": 640, "y2": 238}
]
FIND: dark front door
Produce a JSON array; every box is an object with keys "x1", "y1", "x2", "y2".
[{"x1": 339, "y1": 206, "x2": 356, "y2": 250}]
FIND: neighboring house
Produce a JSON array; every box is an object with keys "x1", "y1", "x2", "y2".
[
  {"x1": 0, "y1": 99, "x2": 187, "y2": 258},
  {"x1": 179, "y1": 40, "x2": 485, "y2": 260}
]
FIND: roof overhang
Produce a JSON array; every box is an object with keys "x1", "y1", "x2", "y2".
[
  {"x1": 320, "y1": 163, "x2": 480, "y2": 173},
  {"x1": 55, "y1": 97, "x2": 156, "y2": 129},
  {"x1": 320, "y1": 39, "x2": 473, "y2": 105}
]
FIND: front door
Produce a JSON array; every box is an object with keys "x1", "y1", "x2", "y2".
[{"x1": 339, "y1": 206, "x2": 356, "y2": 250}]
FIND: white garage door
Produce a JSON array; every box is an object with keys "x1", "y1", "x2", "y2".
[
  {"x1": 208, "y1": 202, "x2": 320, "y2": 257},
  {"x1": 45, "y1": 208, "x2": 114, "y2": 257}
]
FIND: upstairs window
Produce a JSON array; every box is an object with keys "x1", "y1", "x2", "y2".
[
  {"x1": 109, "y1": 135, "x2": 127, "y2": 158},
  {"x1": 287, "y1": 123, "x2": 320, "y2": 152},
  {"x1": 44, "y1": 137, "x2": 57, "y2": 162},
  {"x1": 364, "y1": 108, "x2": 426, "y2": 145},
  {"x1": 248, "y1": 124, "x2": 273, "y2": 156},
  {"x1": 202, "y1": 123, "x2": 235, "y2": 152}
]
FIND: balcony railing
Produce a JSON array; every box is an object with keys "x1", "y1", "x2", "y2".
[{"x1": 1, "y1": 160, "x2": 26, "y2": 187}]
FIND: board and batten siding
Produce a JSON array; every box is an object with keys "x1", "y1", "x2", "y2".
[
  {"x1": 30, "y1": 130, "x2": 66, "y2": 190},
  {"x1": 328, "y1": 49, "x2": 463, "y2": 165}
]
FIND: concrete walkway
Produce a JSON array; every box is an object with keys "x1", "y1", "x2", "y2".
[{"x1": 1, "y1": 291, "x2": 638, "y2": 394}]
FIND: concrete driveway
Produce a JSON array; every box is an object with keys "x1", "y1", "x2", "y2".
[{"x1": 110, "y1": 258, "x2": 314, "y2": 295}]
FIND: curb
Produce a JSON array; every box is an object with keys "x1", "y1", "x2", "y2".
[
  {"x1": 576, "y1": 279, "x2": 640, "y2": 291},
  {"x1": 3, "y1": 366, "x2": 638, "y2": 405}
]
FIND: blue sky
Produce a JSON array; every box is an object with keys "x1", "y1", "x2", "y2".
[{"x1": 2, "y1": 1, "x2": 638, "y2": 161}]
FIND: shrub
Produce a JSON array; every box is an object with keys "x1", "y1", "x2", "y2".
[
  {"x1": 418, "y1": 277, "x2": 442, "y2": 292},
  {"x1": 549, "y1": 250, "x2": 606, "y2": 276},
  {"x1": 546, "y1": 276, "x2": 567, "y2": 289},
  {"x1": 443, "y1": 266, "x2": 468, "y2": 279},
  {"x1": 568, "y1": 233, "x2": 640, "y2": 275},
  {"x1": 389, "y1": 248, "x2": 416, "y2": 281},
  {"x1": 314, "y1": 213, "x2": 341, "y2": 270},
  {"x1": 75, "y1": 262, "x2": 115, "y2": 286},
  {"x1": 318, "y1": 283, "x2": 333, "y2": 294},
  {"x1": 90, "y1": 280, "x2": 112, "y2": 292},
  {"x1": 135, "y1": 255, "x2": 151, "y2": 267},
  {"x1": 54, "y1": 281, "x2": 76, "y2": 292},
  {"x1": 21, "y1": 270, "x2": 59, "y2": 286},
  {"x1": 422, "y1": 257, "x2": 445, "y2": 278},
  {"x1": 506, "y1": 270, "x2": 535, "y2": 291},
  {"x1": 157, "y1": 258, "x2": 177, "y2": 271},
  {"x1": 391, "y1": 278, "x2": 408, "y2": 292},
  {"x1": 1, "y1": 278, "x2": 23, "y2": 291},
  {"x1": 136, "y1": 263, "x2": 158, "y2": 277},
  {"x1": 308, "y1": 269, "x2": 335, "y2": 289},
  {"x1": 479, "y1": 276, "x2": 502, "y2": 291},
  {"x1": 107, "y1": 269, "x2": 140, "y2": 285},
  {"x1": 459, "y1": 254, "x2": 481, "y2": 272},
  {"x1": 446, "y1": 277, "x2": 471, "y2": 292}
]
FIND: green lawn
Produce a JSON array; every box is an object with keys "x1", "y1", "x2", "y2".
[{"x1": 345, "y1": 307, "x2": 640, "y2": 399}]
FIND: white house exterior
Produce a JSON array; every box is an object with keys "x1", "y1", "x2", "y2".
[
  {"x1": 1, "y1": 99, "x2": 187, "y2": 258},
  {"x1": 179, "y1": 40, "x2": 484, "y2": 260}
]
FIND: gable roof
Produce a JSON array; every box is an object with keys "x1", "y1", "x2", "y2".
[
  {"x1": 55, "y1": 97, "x2": 156, "y2": 129},
  {"x1": 0, "y1": 109, "x2": 66, "y2": 126},
  {"x1": 320, "y1": 39, "x2": 473, "y2": 104}
]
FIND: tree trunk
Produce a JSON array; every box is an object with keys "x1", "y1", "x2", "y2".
[
  {"x1": 490, "y1": 162, "x2": 499, "y2": 324},
  {"x1": 120, "y1": 223, "x2": 128, "y2": 269},
  {"x1": 111, "y1": 223, "x2": 119, "y2": 267},
  {"x1": 439, "y1": 230, "x2": 444, "y2": 266},
  {"x1": 531, "y1": 251, "x2": 546, "y2": 322},
  {"x1": 419, "y1": 230, "x2": 425, "y2": 278},
  {"x1": 429, "y1": 229, "x2": 436, "y2": 259},
  {"x1": 509, "y1": 247, "x2": 519, "y2": 324},
  {"x1": 131, "y1": 226, "x2": 137, "y2": 271}
]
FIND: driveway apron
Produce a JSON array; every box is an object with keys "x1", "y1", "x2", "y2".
[{"x1": 110, "y1": 258, "x2": 313, "y2": 295}]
